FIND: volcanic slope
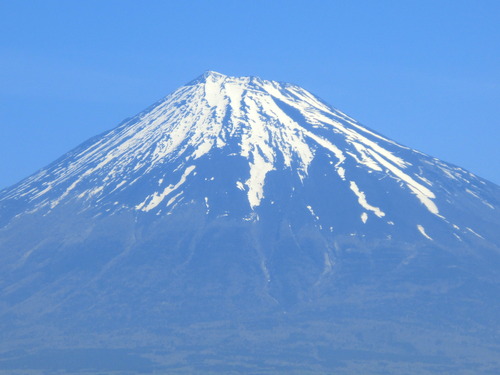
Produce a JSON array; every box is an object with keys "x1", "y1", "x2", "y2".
[{"x1": 1, "y1": 71, "x2": 499, "y2": 374}]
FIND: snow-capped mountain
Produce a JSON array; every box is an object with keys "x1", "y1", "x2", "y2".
[
  {"x1": 1, "y1": 71, "x2": 498, "y2": 245},
  {"x1": 1, "y1": 71, "x2": 499, "y2": 374}
]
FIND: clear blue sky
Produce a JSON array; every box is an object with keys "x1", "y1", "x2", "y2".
[{"x1": 1, "y1": 0, "x2": 499, "y2": 188}]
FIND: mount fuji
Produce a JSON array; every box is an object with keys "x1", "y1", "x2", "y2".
[{"x1": 0, "y1": 71, "x2": 499, "y2": 374}]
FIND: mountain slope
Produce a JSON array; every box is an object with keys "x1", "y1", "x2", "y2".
[{"x1": 0, "y1": 71, "x2": 499, "y2": 374}]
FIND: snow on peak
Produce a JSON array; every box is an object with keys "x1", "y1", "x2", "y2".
[{"x1": 202, "y1": 70, "x2": 226, "y2": 78}]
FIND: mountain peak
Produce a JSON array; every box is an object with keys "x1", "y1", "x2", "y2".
[
  {"x1": 202, "y1": 70, "x2": 227, "y2": 79},
  {"x1": 194, "y1": 70, "x2": 227, "y2": 83},
  {"x1": 191, "y1": 70, "x2": 267, "y2": 89}
]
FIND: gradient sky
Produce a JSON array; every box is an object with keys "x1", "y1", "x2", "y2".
[{"x1": 1, "y1": 0, "x2": 499, "y2": 189}]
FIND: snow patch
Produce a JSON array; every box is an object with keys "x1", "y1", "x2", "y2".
[
  {"x1": 417, "y1": 225, "x2": 433, "y2": 240},
  {"x1": 349, "y1": 181, "x2": 385, "y2": 218},
  {"x1": 466, "y1": 227, "x2": 484, "y2": 239},
  {"x1": 307, "y1": 205, "x2": 320, "y2": 220},
  {"x1": 136, "y1": 165, "x2": 196, "y2": 212},
  {"x1": 366, "y1": 149, "x2": 440, "y2": 216},
  {"x1": 466, "y1": 189, "x2": 495, "y2": 209},
  {"x1": 361, "y1": 212, "x2": 368, "y2": 223},
  {"x1": 204, "y1": 196, "x2": 210, "y2": 214}
]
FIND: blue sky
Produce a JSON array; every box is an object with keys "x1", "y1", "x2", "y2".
[{"x1": 1, "y1": 0, "x2": 499, "y2": 188}]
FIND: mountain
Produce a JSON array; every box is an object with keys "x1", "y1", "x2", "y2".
[{"x1": 0, "y1": 71, "x2": 499, "y2": 374}]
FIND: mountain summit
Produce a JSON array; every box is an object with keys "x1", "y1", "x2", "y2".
[{"x1": 1, "y1": 72, "x2": 500, "y2": 374}]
